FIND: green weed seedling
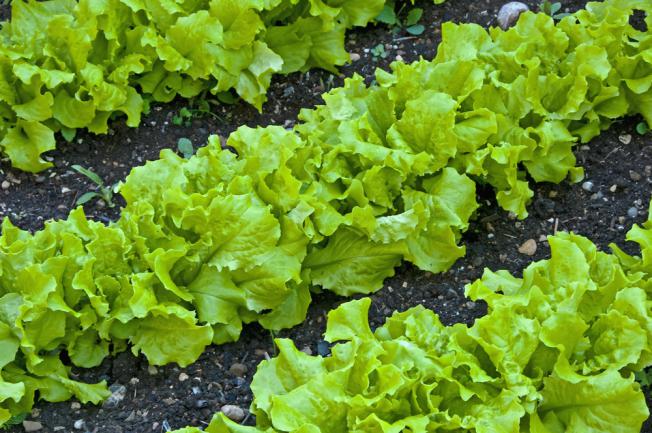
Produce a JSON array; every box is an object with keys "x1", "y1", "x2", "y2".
[
  {"x1": 371, "y1": 43, "x2": 389, "y2": 60},
  {"x1": 72, "y1": 165, "x2": 118, "y2": 208},
  {"x1": 636, "y1": 121, "x2": 649, "y2": 135},
  {"x1": 177, "y1": 137, "x2": 195, "y2": 159},
  {"x1": 172, "y1": 94, "x2": 225, "y2": 127},
  {"x1": 376, "y1": 3, "x2": 425, "y2": 36},
  {"x1": 172, "y1": 106, "x2": 193, "y2": 127},
  {"x1": 540, "y1": 1, "x2": 571, "y2": 20}
]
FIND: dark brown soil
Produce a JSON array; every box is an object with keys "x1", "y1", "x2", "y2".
[{"x1": 2, "y1": 1, "x2": 652, "y2": 432}]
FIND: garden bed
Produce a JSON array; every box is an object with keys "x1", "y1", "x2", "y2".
[{"x1": 1, "y1": 0, "x2": 651, "y2": 432}]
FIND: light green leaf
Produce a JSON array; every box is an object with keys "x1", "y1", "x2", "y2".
[
  {"x1": 538, "y1": 372, "x2": 649, "y2": 433},
  {"x1": 0, "y1": 120, "x2": 55, "y2": 172},
  {"x1": 129, "y1": 306, "x2": 213, "y2": 367},
  {"x1": 304, "y1": 227, "x2": 404, "y2": 295}
]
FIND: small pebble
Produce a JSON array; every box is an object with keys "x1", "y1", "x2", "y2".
[
  {"x1": 349, "y1": 53, "x2": 361, "y2": 61},
  {"x1": 581, "y1": 181, "x2": 594, "y2": 192},
  {"x1": 61, "y1": 187, "x2": 71, "y2": 194},
  {"x1": 609, "y1": 184, "x2": 617, "y2": 193},
  {"x1": 630, "y1": 170, "x2": 642, "y2": 181},
  {"x1": 628, "y1": 207, "x2": 639, "y2": 218},
  {"x1": 103, "y1": 384, "x2": 127, "y2": 408},
  {"x1": 228, "y1": 363, "x2": 248, "y2": 377},
  {"x1": 71, "y1": 402, "x2": 81, "y2": 410},
  {"x1": 497, "y1": 2, "x2": 529, "y2": 30},
  {"x1": 23, "y1": 421, "x2": 43, "y2": 432},
  {"x1": 518, "y1": 239, "x2": 538, "y2": 256},
  {"x1": 1, "y1": 180, "x2": 10, "y2": 189},
  {"x1": 221, "y1": 405, "x2": 245, "y2": 422},
  {"x1": 73, "y1": 419, "x2": 85, "y2": 430},
  {"x1": 178, "y1": 372, "x2": 189, "y2": 382},
  {"x1": 618, "y1": 134, "x2": 632, "y2": 145},
  {"x1": 125, "y1": 410, "x2": 137, "y2": 422},
  {"x1": 147, "y1": 365, "x2": 158, "y2": 375}
]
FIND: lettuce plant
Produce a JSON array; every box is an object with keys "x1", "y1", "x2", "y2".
[
  {"x1": 298, "y1": 0, "x2": 652, "y2": 217},
  {"x1": 176, "y1": 201, "x2": 652, "y2": 433},
  {"x1": 0, "y1": 0, "x2": 386, "y2": 172}
]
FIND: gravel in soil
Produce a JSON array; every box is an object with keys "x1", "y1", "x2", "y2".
[{"x1": 2, "y1": 1, "x2": 652, "y2": 432}]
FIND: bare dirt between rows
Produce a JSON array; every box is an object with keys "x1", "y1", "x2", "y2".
[{"x1": 1, "y1": 0, "x2": 652, "y2": 432}]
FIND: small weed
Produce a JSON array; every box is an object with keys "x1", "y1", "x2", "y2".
[
  {"x1": 171, "y1": 93, "x2": 225, "y2": 127},
  {"x1": 172, "y1": 107, "x2": 193, "y2": 127},
  {"x1": 177, "y1": 137, "x2": 194, "y2": 159},
  {"x1": 72, "y1": 165, "x2": 119, "y2": 208},
  {"x1": 376, "y1": 3, "x2": 425, "y2": 36},
  {"x1": 636, "y1": 121, "x2": 649, "y2": 135},
  {"x1": 540, "y1": 1, "x2": 571, "y2": 20},
  {"x1": 371, "y1": 43, "x2": 389, "y2": 60}
]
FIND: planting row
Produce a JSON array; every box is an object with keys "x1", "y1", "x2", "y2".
[
  {"x1": 0, "y1": 0, "x2": 650, "y2": 426},
  {"x1": 0, "y1": 0, "x2": 444, "y2": 172},
  {"x1": 0, "y1": 0, "x2": 386, "y2": 172},
  {"x1": 174, "y1": 204, "x2": 652, "y2": 433}
]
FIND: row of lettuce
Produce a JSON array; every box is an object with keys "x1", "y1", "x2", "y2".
[
  {"x1": 0, "y1": 0, "x2": 447, "y2": 172},
  {"x1": 174, "y1": 208, "x2": 652, "y2": 433},
  {"x1": 0, "y1": 0, "x2": 651, "y2": 426},
  {"x1": 0, "y1": 0, "x2": 389, "y2": 172}
]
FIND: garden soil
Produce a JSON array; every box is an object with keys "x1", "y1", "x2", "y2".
[{"x1": 1, "y1": 0, "x2": 652, "y2": 432}]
